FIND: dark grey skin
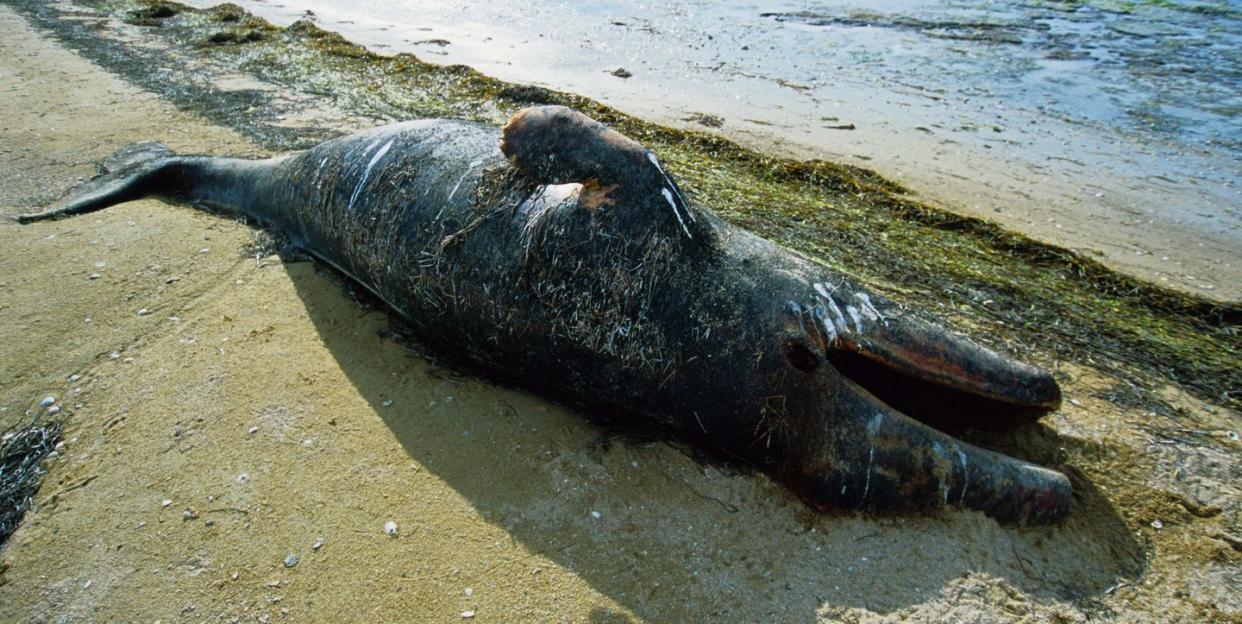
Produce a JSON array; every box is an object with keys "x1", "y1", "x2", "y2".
[{"x1": 20, "y1": 106, "x2": 1071, "y2": 524}]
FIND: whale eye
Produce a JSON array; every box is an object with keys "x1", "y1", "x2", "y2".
[{"x1": 783, "y1": 340, "x2": 820, "y2": 373}]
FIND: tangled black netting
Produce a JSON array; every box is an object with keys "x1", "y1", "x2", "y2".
[{"x1": 0, "y1": 419, "x2": 62, "y2": 546}]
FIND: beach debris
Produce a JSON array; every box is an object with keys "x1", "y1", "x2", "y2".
[
  {"x1": 384, "y1": 520, "x2": 398, "y2": 536},
  {"x1": 1151, "y1": 519, "x2": 1163, "y2": 529},
  {"x1": 684, "y1": 112, "x2": 724, "y2": 128},
  {"x1": 313, "y1": 537, "x2": 325, "y2": 550},
  {"x1": 248, "y1": 426, "x2": 259, "y2": 435},
  {"x1": 461, "y1": 611, "x2": 476, "y2": 619},
  {"x1": 0, "y1": 419, "x2": 62, "y2": 544},
  {"x1": 137, "y1": 308, "x2": 149, "y2": 316},
  {"x1": 381, "y1": 399, "x2": 393, "y2": 407},
  {"x1": 611, "y1": 67, "x2": 633, "y2": 79},
  {"x1": 590, "y1": 511, "x2": 602, "y2": 519},
  {"x1": 161, "y1": 499, "x2": 172, "y2": 508},
  {"x1": 183, "y1": 508, "x2": 199, "y2": 521}
]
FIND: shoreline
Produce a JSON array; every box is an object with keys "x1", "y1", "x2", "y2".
[
  {"x1": 1, "y1": 1, "x2": 1238, "y2": 621},
  {"x1": 180, "y1": 0, "x2": 1242, "y2": 305}
]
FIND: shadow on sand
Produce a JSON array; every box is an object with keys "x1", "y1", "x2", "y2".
[{"x1": 285, "y1": 260, "x2": 1145, "y2": 621}]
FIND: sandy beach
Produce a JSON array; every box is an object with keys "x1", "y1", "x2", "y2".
[{"x1": 0, "y1": 1, "x2": 1237, "y2": 622}]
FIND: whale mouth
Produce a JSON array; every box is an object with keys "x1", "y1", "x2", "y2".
[
  {"x1": 825, "y1": 347, "x2": 1053, "y2": 432},
  {"x1": 806, "y1": 305, "x2": 1061, "y2": 432}
]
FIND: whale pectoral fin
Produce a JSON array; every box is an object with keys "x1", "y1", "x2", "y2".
[{"x1": 501, "y1": 106, "x2": 697, "y2": 237}]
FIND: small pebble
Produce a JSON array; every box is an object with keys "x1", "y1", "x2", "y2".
[
  {"x1": 590, "y1": 511, "x2": 602, "y2": 519},
  {"x1": 83, "y1": 579, "x2": 92, "y2": 589},
  {"x1": 183, "y1": 508, "x2": 199, "y2": 520},
  {"x1": 1151, "y1": 519, "x2": 1163, "y2": 529},
  {"x1": 40, "y1": 396, "x2": 56, "y2": 408},
  {"x1": 1069, "y1": 398, "x2": 1083, "y2": 407},
  {"x1": 161, "y1": 499, "x2": 172, "y2": 508},
  {"x1": 381, "y1": 399, "x2": 393, "y2": 407},
  {"x1": 312, "y1": 538, "x2": 325, "y2": 551},
  {"x1": 137, "y1": 308, "x2": 149, "y2": 316},
  {"x1": 46, "y1": 405, "x2": 62, "y2": 415},
  {"x1": 231, "y1": 572, "x2": 239, "y2": 581},
  {"x1": 248, "y1": 426, "x2": 259, "y2": 435},
  {"x1": 68, "y1": 374, "x2": 81, "y2": 382},
  {"x1": 384, "y1": 521, "x2": 398, "y2": 536},
  {"x1": 283, "y1": 553, "x2": 299, "y2": 568}
]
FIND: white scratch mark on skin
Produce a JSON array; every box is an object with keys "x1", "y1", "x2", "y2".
[
  {"x1": 789, "y1": 301, "x2": 807, "y2": 334},
  {"x1": 813, "y1": 283, "x2": 852, "y2": 335},
  {"x1": 825, "y1": 293, "x2": 850, "y2": 334},
  {"x1": 867, "y1": 413, "x2": 884, "y2": 435},
  {"x1": 846, "y1": 305, "x2": 864, "y2": 334},
  {"x1": 855, "y1": 292, "x2": 888, "y2": 326},
  {"x1": 448, "y1": 158, "x2": 483, "y2": 201},
  {"x1": 957, "y1": 450, "x2": 969, "y2": 504},
  {"x1": 348, "y1": 139, "x2": 393, "y2": 211},
  {"x1": 662, "y1": 187, "x2": 692, "y2": 238},
  {"x1": 648, "y1": 152, "x2": 694, "y2": 222},
  {"x1": 860, "y1": 447, "x2": 875, "y2": 505},
  {"x1": 816, "y1": 306, "x2": 837, "y2": 342}
]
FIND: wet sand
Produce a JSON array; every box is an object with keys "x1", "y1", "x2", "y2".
[{"x1": 0, "y1": 3, "x2": 1238, "y2": 623}]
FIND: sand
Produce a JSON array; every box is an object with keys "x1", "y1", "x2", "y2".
[{"x1": 0, "y1": 4, "x2": 1237, "y2": 622}]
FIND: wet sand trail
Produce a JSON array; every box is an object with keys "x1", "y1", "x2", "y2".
[{"x1": 0, "y1": 1, "x2": 1237, "y2": 622}]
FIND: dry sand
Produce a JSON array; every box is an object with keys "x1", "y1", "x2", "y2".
[{"x1": 0, "y1": 5, "x2": 1238, "y2": 622}]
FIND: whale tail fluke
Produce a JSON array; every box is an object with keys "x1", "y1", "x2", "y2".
[
  {"x1": 17, "y1": 143, "x2": 264, "y2": 224},
  {"x1": 16, "y1": 142, "x2": 180, "y2": 223}
]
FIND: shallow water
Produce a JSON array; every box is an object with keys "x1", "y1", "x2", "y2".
[{"x1": 184, "y1": 0, "x2": 1241, "y2": 293}]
